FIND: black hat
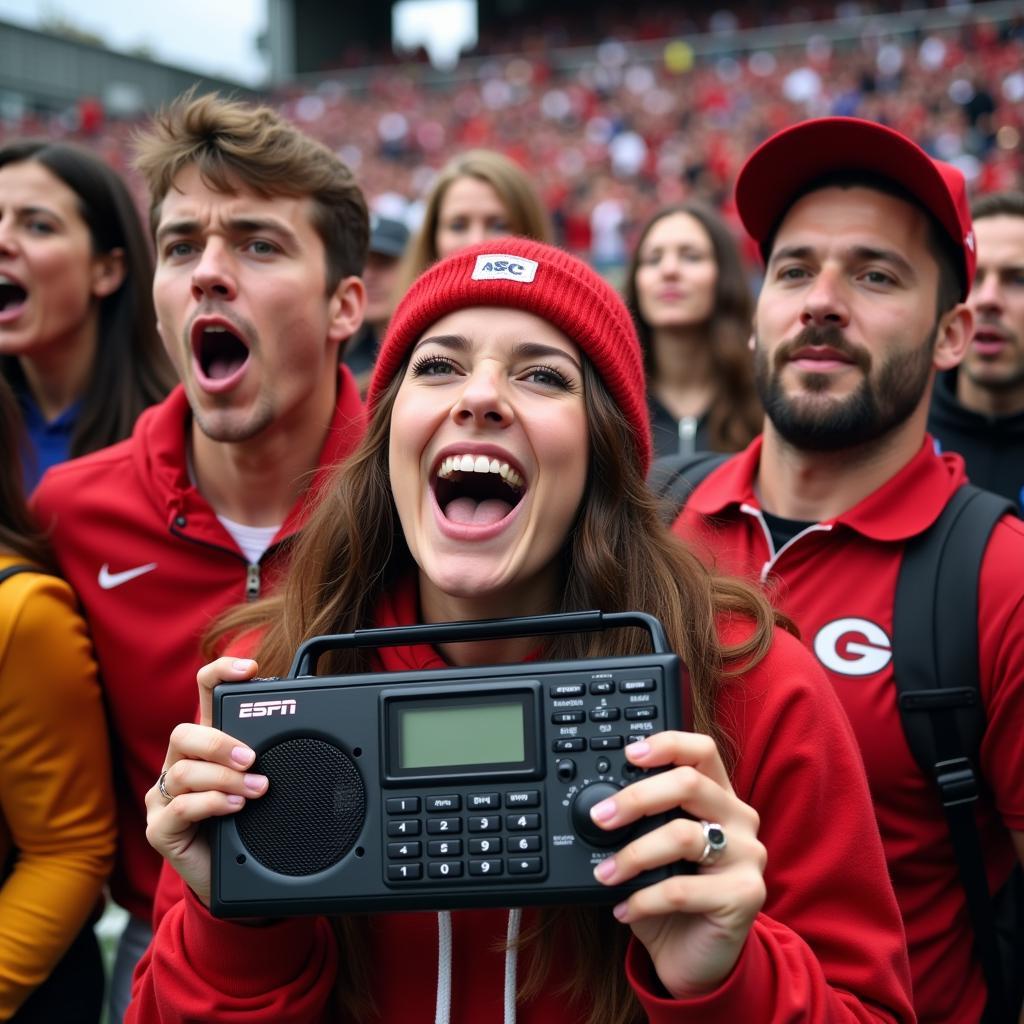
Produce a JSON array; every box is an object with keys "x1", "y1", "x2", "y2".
[{"x1": 368, "y1": 214, "x2": 410, "y2": 259}]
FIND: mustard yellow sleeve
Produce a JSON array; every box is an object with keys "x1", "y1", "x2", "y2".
[{"x1": 0, "y1": 573, "x2": 116, "y2": 1021}]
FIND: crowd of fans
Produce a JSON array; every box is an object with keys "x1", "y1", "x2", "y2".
[{"x1": 1, "y1": 6, "x2": 1022, "y2": 274}]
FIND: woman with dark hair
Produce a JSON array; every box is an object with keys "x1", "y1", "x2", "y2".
[
  {"x1": 0, "y1": 140, "x2": 174, "y2": 489},
  {"x1": 625, "y1": 204, "x2": 763, "y2": 458},
  {"x1": 129, "y1": 240, "x2": 913, "y2": 1023},
  {"x1": 0, "y1": 376, "x2": 115, "y2": 1022}
]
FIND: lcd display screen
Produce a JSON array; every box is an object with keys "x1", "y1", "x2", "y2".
[{"x1": 399, "y1": 701, "x2": 526, "y2": 769}]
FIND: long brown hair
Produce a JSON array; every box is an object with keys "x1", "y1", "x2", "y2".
[
  {"x1": 0, "y1": 377, "x2": 52, "y2": 566},
  {"x1": 0, "y1": 140, "x2": 175, "y2": 461},
  {"x1": 624, "y1": 203, "x2": 762, "y2": 452},
  {"x1": 210, "y1": 356, "x2": 783, "y2": 1023},
  {"x1": 392, "y1": 150, "x2": 553, "y2": 307}
]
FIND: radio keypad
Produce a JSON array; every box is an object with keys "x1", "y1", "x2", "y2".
[
  {"x1": 385, "y1": 791, "x2": 545, "y2": 884},
  {"x1": 387, "y1": 797, "x2": 420, "y2": 814}
]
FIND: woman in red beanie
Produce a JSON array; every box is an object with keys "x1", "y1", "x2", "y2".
[{"x1": 128, "y1": 239, "x2": 914, "y2": 1024}]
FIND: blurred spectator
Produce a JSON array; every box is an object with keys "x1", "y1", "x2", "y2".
[
  {"x1": 392, "y1": 149, "x2": 552, "y2": 301},
  {"x1": 929, "y1": 189, "x2": 1024, "y2": 509},
  {"x1": 625, "y1": 203, "x2": 762, "y2": 457},
  {"x1": 0, "y1": 141, "x2": 174, "y2": 490},
  {"x1": 344, "y1": 213, "x2": 409, "y2": 393},
  {"x1": 0, "y1": 376, "x2": 115, "y2": 1023}
]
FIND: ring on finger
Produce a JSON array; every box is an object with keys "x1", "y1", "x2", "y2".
[
  {"x1": 697, "y1": 820, "x2": 727, "y2": 866},
  {"x1": 157, "y1": 769, "x2": 173, "y2": 804}
]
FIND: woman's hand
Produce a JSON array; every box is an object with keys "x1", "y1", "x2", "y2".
[
  {"x1": 143, "y1": 658, "x2": 269, "y2": 907},
  {"x1": 590, "y1": 731, "x2": 766, "y2": 998}
]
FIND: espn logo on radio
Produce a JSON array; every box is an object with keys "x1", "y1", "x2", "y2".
[{"x1": 239, "y1": 699, "x2": 297, "y2": 718}]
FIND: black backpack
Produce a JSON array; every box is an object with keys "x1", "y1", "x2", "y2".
[{"x1": 650, "y1": 452, "x2": 1023, "y2": 1023}]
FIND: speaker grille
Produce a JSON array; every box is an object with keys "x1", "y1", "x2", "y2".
[{"x1": 235, "y1": 738, "x2": 366, "y2": 876}]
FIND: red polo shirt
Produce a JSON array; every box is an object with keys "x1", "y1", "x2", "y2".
[{"x1": 673, "y1": 435, "x2": 1024, "y2": 1024}]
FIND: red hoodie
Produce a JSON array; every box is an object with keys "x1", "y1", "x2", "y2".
[
  {"x1": 32, "y1": 368, "x2": 365, "y2": 919},
  {"x1": 127, "y1": 581, "x2": 914, "y2": 1023},
  {"x1": 672, "y1": 436, "x2": 1024, "y2": 1024}
]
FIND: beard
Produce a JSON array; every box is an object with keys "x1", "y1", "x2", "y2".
[{"x1": 753, "y1": 323, "x2": 936, "y2": 452}]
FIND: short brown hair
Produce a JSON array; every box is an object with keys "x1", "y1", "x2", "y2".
[
  {"x1": 971, "y1": 190, "x2": 1024, "y2": 222},
  {"x1": 134, "y1": 89, "x2": 368, "y2": 290}
]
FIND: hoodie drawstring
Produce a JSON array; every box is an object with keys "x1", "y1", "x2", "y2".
[{"x1": 433, "y1": 908, "x2": 521, "y2": 1024}]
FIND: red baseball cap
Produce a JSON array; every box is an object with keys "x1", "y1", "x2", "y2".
[{"x1": 734, "y1": 117, "x2": 975, "y2": 300}]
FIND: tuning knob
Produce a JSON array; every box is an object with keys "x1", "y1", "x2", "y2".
[{"x1": 570, "y1": 782, "x2": 637, "y2": 847}]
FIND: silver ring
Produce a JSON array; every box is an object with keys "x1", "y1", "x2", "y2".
[
  {"x1": 698, "y1": 820, "x2": 727, "y2": 865},
  {"x1": 157, "y1": 769, "x2": 173, "y2": 804}
]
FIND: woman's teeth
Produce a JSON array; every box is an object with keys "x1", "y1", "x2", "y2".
[{"x1": 437, "y1": 454, "x2": 524, "y2": 490}]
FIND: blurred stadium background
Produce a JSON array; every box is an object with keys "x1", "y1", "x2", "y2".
[{"x1": 0, "y1": 0, "x2": 1020, "y2": 1012}]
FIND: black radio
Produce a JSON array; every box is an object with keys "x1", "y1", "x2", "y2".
[{"x1": 211, "y1": 611, "x2": 687, "y2": 918}]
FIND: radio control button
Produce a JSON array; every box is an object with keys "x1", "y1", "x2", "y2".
[
  {"x1": 387, "y1": 863, "x2": 422, "y2": 881},
  {"x1": 427, "y1": 795, "x2": 462, "y2": 812},
  {"x1": 387, "y1": 841, "x2": 422, "y2": 858},
  {"x1": 510, "y1": 835, "x2": 541, "y2": 852},
  {"x1": 467, "y1": 793, "x2": 500, "y2": 810},
  {"x1": 386, "y1": 797, "x2": 421, "y2": 814},
  {"x1": 387, "y1": 819, "x2": 422, "y2": 836},
  {"x1": 589, "y1": 680, "x2": 614, "y2": 695},
  {"x1": 469, "y1": 837, "x2": 502, "y2": 855},
  {"x1": 469, "y1": 859, "x2": 504, "y2": 876},
  {"x1": 504, "y1": 790, "x2": 540, "y2": 808},
  {"x1": 428, "y1": 861, "x2": 464, "y2": 879},
  {"x1": 595, "y1": 756, "x2": 611, "y2": 774},
  {"x1": 589, "y1": 707, "x2": 621, "y2": 722},
  {"x1": 620, "y1": 679, "x2": 655, "y2": 692},
  {"x1": 551, "y1": 711, "x2": 585, "y2": 725},
  {"x1": 507, "y1": 813, "x2": 540, "y2": 831},
  {"x1": 622, "y1": 761, "x2": 644, "y2": 781},
  {"x1": 556, "y1": 758, "x2": 576, "y2": 782},
  {"x1": 469, "y1": 815, "x2": 501, "y2": 832},
  {"x1": 428, "y1": 840, "x2": 463, "y2": 857},
  {"x1": 549, "y1": 683, "x2": 585, "y2": 697},
  {"x1": 552, "y1": 738, "x2": 585, "y2": 753},
  {"x1": 590, "y1": 736, "x2": 624, "y2": 750},
  {"x1": 508, "y1": 857, "x2": 543, "y2": 875},
  {"x1": 426, "y1": 817, "x2": 462, "y2": 834},
  {"x1": 625, "y1": 706, "x2": 657, "y2": 720}
]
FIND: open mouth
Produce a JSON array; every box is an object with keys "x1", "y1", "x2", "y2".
[
  {"x1": 433, "y1": 454, "x2": 526, "y2": 527},
  {"x1": 0, "y1": 276, "x2": 28, "y2": 316},
  {"x1": 194, "y1": 324, "x2": 250, "y2": 381}
]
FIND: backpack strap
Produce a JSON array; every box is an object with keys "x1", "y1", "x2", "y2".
[
  {"x1": 648, "y1": 452, "x2": 732, "y2": 525},
  {"x1": 894, "y1": 484, "x2": 1018, "y2": 1021},
  {"x1": 0, "y1": 564, "x2": 43, "y2": 586}
]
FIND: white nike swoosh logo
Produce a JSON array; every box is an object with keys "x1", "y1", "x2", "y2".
[{"x1": 98, "y1": 562, "x2": 158, "y2": 589}]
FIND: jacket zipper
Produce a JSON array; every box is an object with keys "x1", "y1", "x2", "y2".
[
  {"x1": 677, "y1": 416, "x2": 698, "y2": 456},
  {"x1": 168, "y1": 519, "x2": 276, "y2": 602},
  {"x1": 739, "y1": 503, "x2": 833, "y2": 582}
]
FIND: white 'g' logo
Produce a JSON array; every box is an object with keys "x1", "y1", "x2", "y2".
[{"x1": 813, "y1": 618, "x2": 892, "y2": 677}]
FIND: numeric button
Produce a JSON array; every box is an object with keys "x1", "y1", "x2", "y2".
[
  {"x1": 386, "y1": 797, "x2": 420, "y2": 814},
  {"x1": 387, "y1": 863, "x2": 422, "y2": 881},
  {"x1": 469, "y1": 837, "x2": 502, "y2": 855},
  {"x1": 426, "y1": 817, "x2": 462, "y2": 834},
  {"x1": 469, "y1": 859, "x2": 503, "y2": 876},
  {"x1": 509, "y1": 835, "x2": 540, "y2": 852},
  {"x1": 428, "y1": 861, "x2": 464, "y2": 879},
  {"x1": 387, "y1": 841, "x2": 421, "y2": 858},
  {"x1": 469, "y1": 815, "x2": 501, "y2": 832},
  {"x1": 428, "y1": 840, "x2": 463, "y2": 857},
  {"x1": 387, "y1": 819, "x2": 421, "y2": 837},
  {"x1": 507, "y1": 813, "x2": 540, "y2": 831}
]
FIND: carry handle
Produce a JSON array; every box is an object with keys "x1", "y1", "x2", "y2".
[{"x1": 288, "y1": 610, "x2": 670, "y2": 677}]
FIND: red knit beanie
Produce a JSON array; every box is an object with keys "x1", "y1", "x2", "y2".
[{"x1": 368, "y1": 238, "x2": 651, "y2": 473}]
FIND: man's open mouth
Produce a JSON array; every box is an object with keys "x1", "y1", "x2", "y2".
[
  {"x1": 0, "y1": 275, "x2": 28, "y2": 316},
  {"x1": 193, "y1": 323, "x2": 250, "y2": 381},
  {"x1": 433, "y1": 454, "x2": 526, "y2": 527}
]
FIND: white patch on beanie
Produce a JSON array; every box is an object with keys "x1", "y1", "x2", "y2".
[{"x1": 471, "y1": 254, "x2": 539, "y2": 283}]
